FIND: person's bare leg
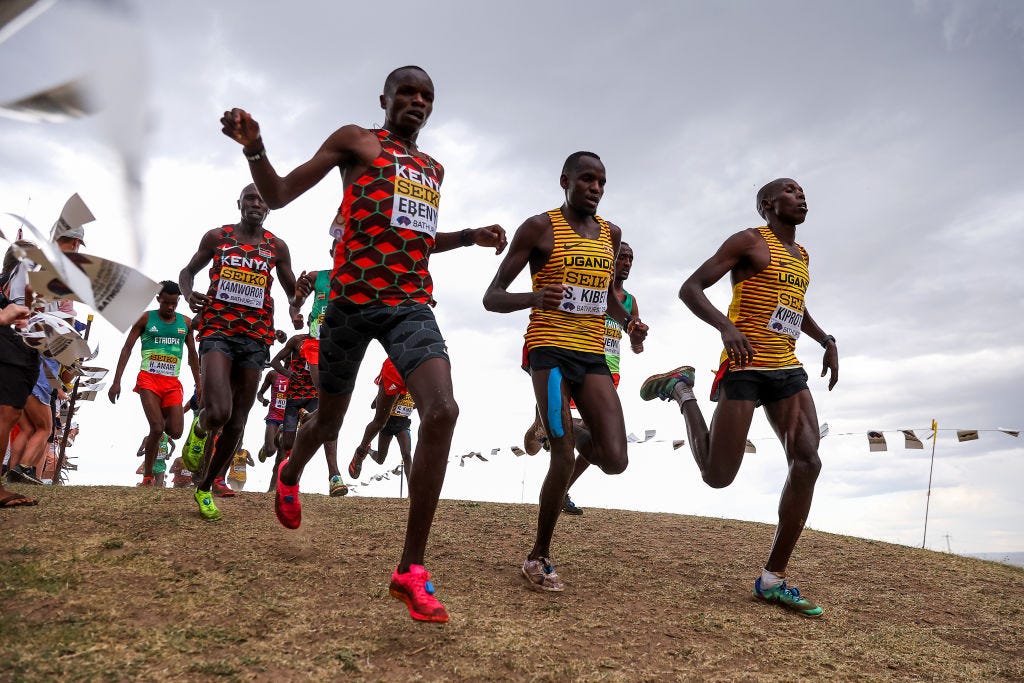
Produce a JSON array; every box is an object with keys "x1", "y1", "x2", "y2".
[
  {"x1": 396, "y1": 431, "x2": 412, "y2": 483},
  {"x1": 0, "y1": 405, "x2": 35, "y2": 503},
  {"x1": 324, "y1": 438, "x2": 340, "y2": 478},
  {"x1": 280, "y1": 391, "x2": 352, "y2": 485},
  {"x1": 762, "y1": 390, "x2": 821, "y2": 573},
  {"x1": 528, "y1": 368, "x2": 575, "y2": 561},
  {"x1": 397, "y1": 358, "x2": 458, "y2": 571},
  {"x1": 138, "y1": 390, "x2": 165, "y2": 479},
  {"x1": 197, "y1": 362, "x2": 260, "y2": 491},
  {"x1": 682, "y1": 395, "x2": 755, "y2": 488},
  {"x1": 17, "y1": 398, "x2": 51, "y2": 476}
]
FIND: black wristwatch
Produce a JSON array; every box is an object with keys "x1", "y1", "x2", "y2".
[
  {"x1": 459, "y1": 228, "x2": 474, "y2": 247},
  {"x1": 820, "y1": 335, "x2": 836, "y2": 349}
]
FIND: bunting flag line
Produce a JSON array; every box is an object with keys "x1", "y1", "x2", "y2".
[
  {"x1": 868, "y1": 431, "x2": 887, "y2": 452},
  {"x1": 744, "y1": 440, "x2": 756, "y2": 454},
  {"x1": 902, "y1": 430, "x2": 924, "y2": 450},
  {"x1": 998, "y1": 428, "x2": 1020, "y2": 438},
  {"x1": 956, "y1": 430, "x2": 979, "y2": 443},
  {"x1": 672, "y1": 440, "x2": 685, "y2": 450},
  {"x1": 819, "y1": 422, "x2": 830, "y2": 438}
]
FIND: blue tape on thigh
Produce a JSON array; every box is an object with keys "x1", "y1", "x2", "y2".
[{"x1": 546, "y1": 367, "x2": 565, "y2": 438}]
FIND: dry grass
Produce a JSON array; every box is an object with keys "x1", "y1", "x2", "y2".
[{"x1": 2, "y1": 485, "x2": 1022, "y2": 682}]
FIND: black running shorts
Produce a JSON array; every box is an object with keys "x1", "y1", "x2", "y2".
[
  {"x1": 199, "y1": 334, "x2": 270, "y2": 370},
  {"x1": 526, "y1": 346, "x2": 610, "y2": 387},
  {"x1": 712, "y1": 366, "x2": 809, "y2": 407},
  {"x1": 319, "y1": 302, "x2": 448, "y2": 395}
]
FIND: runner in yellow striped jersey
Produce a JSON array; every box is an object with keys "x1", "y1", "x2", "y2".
[
  {"x1": 484, "y1": 152, "x2": 648, "y2": 592},
  {"x1": 641, "y1": 178, "x2": 837, "y2": 618}
]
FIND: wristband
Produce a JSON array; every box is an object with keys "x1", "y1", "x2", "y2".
[
  {"x1": 244, "y1": 147, "x2": 266, "y2": 162},
  {"x1": 820, "y1": 334, "x2": 836, "y2": 348},
  {"x1": 459, "y1": 228, "x2": 474, "y2": 247},
  {"x1": 623, "y1": 315, "x2": 634, "y2": 331}
]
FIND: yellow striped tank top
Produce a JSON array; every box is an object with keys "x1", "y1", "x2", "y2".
[
  {"x1": 721, "y1": 226, "x2": 809, "y2": 370},
  {"x1": 525, "y1": 209, "x2": 614, "y2": 354}
]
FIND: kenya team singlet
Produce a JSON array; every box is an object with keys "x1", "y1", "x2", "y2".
[
  {"x1": 139, "y1": 311, "x2": 188, "y2": 377},
  {"x1": 525, "y1": 209, "x2": 614, "y2": 355},
  {"x1": 286, "y1": 341, "x2": 317, "y2": 400},
  {"x1": 721, "y1": 226, "x2": 809, "y2": 370},
  {"x1": 330, "y1": 129, "x2": 443, "y2": 306},
  {"x1": 199, "y1": 224, "x2": 278, "y2": 344}
]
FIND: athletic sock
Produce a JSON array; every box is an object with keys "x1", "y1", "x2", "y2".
[
  {"x1": 759, "y1": 568, "x2": 785, "y2": 590},
  {"x1": 671, "y1": 381, "x2": 695, "y2": 406}
]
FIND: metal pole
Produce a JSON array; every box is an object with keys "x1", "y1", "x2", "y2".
[
  {"x1": 922, "y1": 419, "x2": 938, "y2": 548},
  {"x1": 53, "y1": 314, "x2": 93, "y2": 483}
]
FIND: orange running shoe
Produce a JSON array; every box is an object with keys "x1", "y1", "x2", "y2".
[
  {"x1": 212, "y1": 478, "x2": 236, "y2": 497},
  {"x1": 389, "y1": 564, "x2": 450, "y2": 623}
]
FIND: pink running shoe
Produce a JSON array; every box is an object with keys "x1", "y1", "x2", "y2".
[
  {"x1": 389, "y1": 564, "x2": 450, "y2": 623},
  {"x1": 274, "y1": 459, "x2": 301, "y2": 529}
]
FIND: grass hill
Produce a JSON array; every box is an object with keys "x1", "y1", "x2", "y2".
[{"x1": 2, "y1": 485, "x2": 1022, "y2": 681}]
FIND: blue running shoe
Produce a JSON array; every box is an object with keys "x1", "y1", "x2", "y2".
[{"x1": 754, "y1": 577, "x2": 823, "y2": 617}]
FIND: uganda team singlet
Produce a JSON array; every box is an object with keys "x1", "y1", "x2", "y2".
[
  {"x1": 330, "y1": 129, "x2": 443, "y2": 306},
  {"x1": 525, "y1": 209, "x2": 614, "y2": 355},
  {"x1": 721, "y1": 226, "x2": 809, "y2": 370},
  {"x1": 389, "y1": 392, "x2": 415, "y2": 418},
  {"x1": 199, "y1": 224, "x2": 278, "y2": 344},
  {"x1": 139, "y1": 311, "x2": 188, "y2": 377}
]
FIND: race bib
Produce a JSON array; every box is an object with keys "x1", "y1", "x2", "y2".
[
  {"x1": 215, "y1": 266, "x2": 267, "y2": 308},
  {"x1": 560, "y1": 284, "x2": 608, "y2": 316},
  {"x1": 391, "y1": 162, "x2": 440, "y2": 237},
  {"x1": 233, "y1": 465, "x2": 246, "y2": 472},
  {"x1": 274, "y1": 397, "x2": 287, "y2": 409},
  {"x1": 604, "y1": 333, "x2": 621, "y2": 357},
  {"x1": 767, "y1": 304, "x2": 803, "y2": 339},
  {"x1": 147, "y1": 353, "x2": 179, "y2": 376},
  {"x1": 392, "y1": 403, "x2": 414, "y2": 417}
]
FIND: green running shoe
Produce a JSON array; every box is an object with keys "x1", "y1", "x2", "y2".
[
  {"x1": 639, "y1": 366, "x2": 695, "y2": 401},
  {"x1": 753, "y1": 577, "x2": 823, "y2": 617},
  {"x1": 194, "y1": 488, "x2": 222, "y2": 522},
  {"x1": 182, "y1": 415, "x2": 208, "y2": 473}
]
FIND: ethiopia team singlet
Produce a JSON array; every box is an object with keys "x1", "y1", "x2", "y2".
[
  {"x1": 330, "y1": 129, "x2": 443, "y2": 306},
  {"x1": 525, "y1": 209, "x2": 614, "y2": 355},
  {"x1": 603, "y1": 291, "x2": 635, "y2": 374},
  {"x1": 308, "y1": 270, "x2": 331, "y2": 339},
  {"x1": 199, "y1": 224, "x2": 278, "y2": 344},
  {"x1": 139, "y1": 311, "x2": 188, "y2": 377},
  {"x1": 721, "y1": 226, "x2": 809, "y2": 370}
]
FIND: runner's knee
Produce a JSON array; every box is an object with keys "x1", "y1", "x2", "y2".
[
  {"x1": 419, "y1": 398, "x2": 458, "y2": 431},
  {"x1": 790, "y1": 451, "x2": 821, "y2": 483}
]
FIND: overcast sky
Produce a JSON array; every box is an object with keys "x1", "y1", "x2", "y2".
[{"x1": 1, "y1": 1, "x2": 1021, "y2": 556}]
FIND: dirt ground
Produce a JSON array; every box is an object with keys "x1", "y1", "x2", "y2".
[{"x1": 2, "y1": 485, "x2": 1022, "y2": 682}]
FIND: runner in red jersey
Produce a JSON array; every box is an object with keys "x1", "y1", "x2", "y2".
[
  {"x1": 256, "y1": 368, "x2": 288, "y2": 472},
  {"x1": 268, "y1": 331, "x2": 346, "y2": 496},
  {"x1": 221, "y1": 66, "x2": 506, "y2": 623},
  {"x1": 178, "y1": 183, "x2": 300, "y2": 521}
]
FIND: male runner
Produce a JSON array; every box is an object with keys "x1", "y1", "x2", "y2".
[
  {"x1": 640, "y1": 178, "x2": 836, "y2": 617},
  {"x1": 350, "y1": 358, "x2": 414, "y2": 479},
  {"x1": 255, "y1": 367, "x2": 288, "y2": 466},
  {"x1": 220, "y1": 65, "x2": 505, "y2": 622},
  {"x1": 109, "y1": 281, "x2": 199, "y2": 486},
  {"x1": 376, "y1": 389, "x2": 415, "y2": 483},
  {"x1": 268, "y1": 331, "x2": 346, "y2": 495},
  {"x1": 483, "y1": 151, "x2": 647, "y2": 591},
  {"x1": 178, "y1": 184, "x2": 299, "y2": 521},
  {"x1": 525, "y1": 242, "x2": 644, "y2": 515}
]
